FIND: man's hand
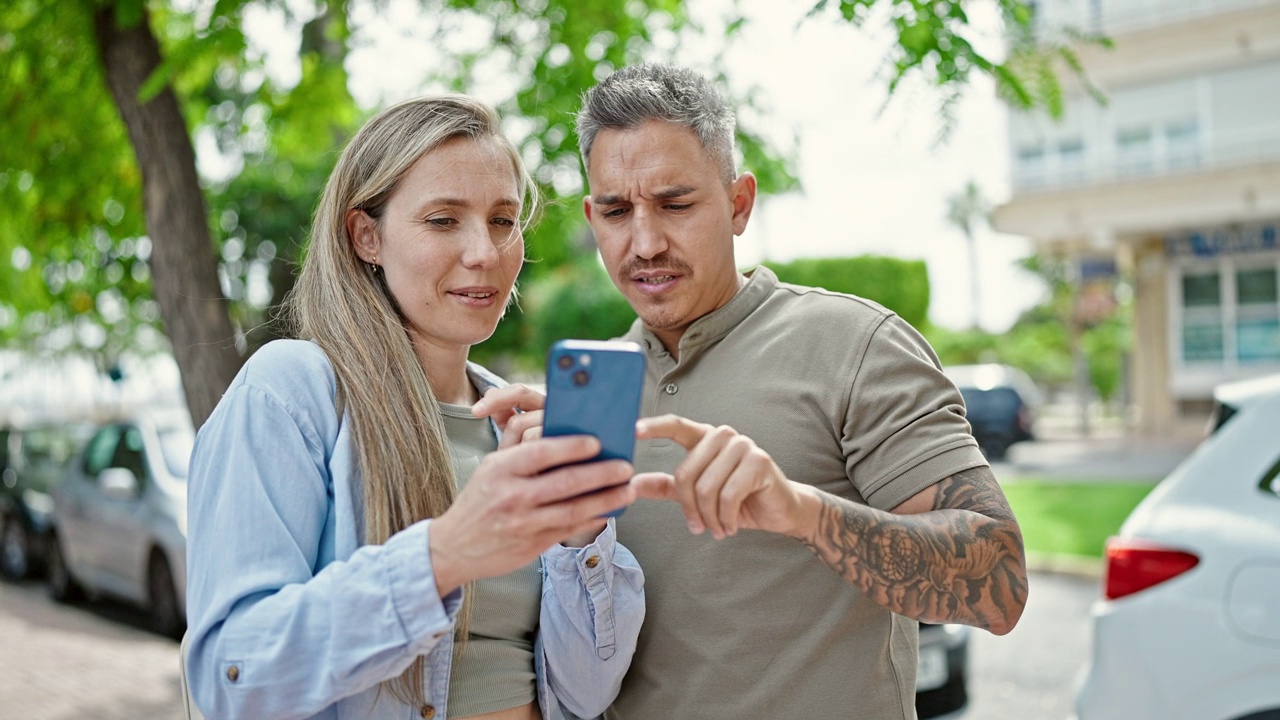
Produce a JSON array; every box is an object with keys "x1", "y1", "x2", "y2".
[{"x1": 633, "y1": 414, "x2": 816, "y2": 540}]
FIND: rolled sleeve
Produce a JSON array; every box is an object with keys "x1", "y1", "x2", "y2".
[
  {"x1": 842, "y1": 315, "x2": 988, "y2": 510},
  {"x1": 539, "y1": 519, "x2": 645, "y2": 717}
]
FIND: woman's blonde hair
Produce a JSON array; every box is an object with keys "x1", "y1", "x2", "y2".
[{"x1": 286, "y1": 94, "x2": 537, "y2": 709}]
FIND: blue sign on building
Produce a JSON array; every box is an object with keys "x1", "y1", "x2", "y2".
[{"x1": 1166, "y1": 225, "x2": 1279, "y2": 258}]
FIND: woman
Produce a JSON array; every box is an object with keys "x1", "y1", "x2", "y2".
[{"x1": 185, "y1": 94, "x2": 644, "y2": 720}]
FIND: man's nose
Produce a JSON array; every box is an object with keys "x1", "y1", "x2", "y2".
[{"x1": 630, "y1": 210, "x2": 668, "y2": 259}]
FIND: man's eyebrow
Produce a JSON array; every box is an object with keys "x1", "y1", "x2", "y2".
[{"x1": 594, "y1": 186, "x2": 696, "y2": 206}]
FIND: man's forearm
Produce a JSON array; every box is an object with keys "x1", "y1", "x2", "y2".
[{"x1": 796, "y1": 468, "x2": 1028, "y2": 635}]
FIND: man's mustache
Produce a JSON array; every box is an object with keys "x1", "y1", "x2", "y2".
[{"x1": 620, "y1": 255, "x2": 693, "y2": 278}]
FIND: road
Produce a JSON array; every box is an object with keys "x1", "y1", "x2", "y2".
[{"x1": 0, "y1": 569, "x2": 1098, "y2": 720}]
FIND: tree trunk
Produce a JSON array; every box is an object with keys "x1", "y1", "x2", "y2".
[{"x1": 93, "y1": 4, "x2": 243, "y2": 428}]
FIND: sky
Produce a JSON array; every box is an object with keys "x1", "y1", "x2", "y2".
[{"x1": 240, "y1": 0, "x2": 1048, "y2": 333}]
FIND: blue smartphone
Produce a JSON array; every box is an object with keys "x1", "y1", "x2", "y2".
[{"x1": 542, "y1": 339, "x2": 646, "y2": 517}]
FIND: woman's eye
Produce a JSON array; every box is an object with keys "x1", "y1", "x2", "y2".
[
  {"x1": 427, "y1": 217, "x2": 457, "y2": 227},
  {"x1": 491, "y1": 217, "x2": 516, "y2": 227}
]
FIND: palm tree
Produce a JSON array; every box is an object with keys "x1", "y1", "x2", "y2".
[{"x1": 946, "y1": 180, "x2": 991, "y2": 330}]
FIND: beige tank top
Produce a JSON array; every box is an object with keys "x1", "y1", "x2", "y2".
[{"x1": 439, "y1": 400, "x2": 541, "y2": 717}]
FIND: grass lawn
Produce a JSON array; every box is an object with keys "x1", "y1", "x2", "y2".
[{"x1": 1001, "y1": 479, "x2": 1160, "y2": 559}]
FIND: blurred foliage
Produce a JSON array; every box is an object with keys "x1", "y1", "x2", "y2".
[
  {"x1": 1, "y1": 0, "x2": 1084, "y2": 378},
  {"x1": 766, "y1": 256, "x2": 930, "y2": 330},
  {"x1": 476, "y1": 255, "x2": 637, "y2": 371},
  {"x1": 809, "y1": 0, "x2": 1109, "y2": 131},
  {"x1": 926, "y1": 251, "x2": 1131, "y2": 403}
]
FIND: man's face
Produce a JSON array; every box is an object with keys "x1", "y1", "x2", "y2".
[{"x1": 584, "y1": 120, "x2": 756, "y2": 352}]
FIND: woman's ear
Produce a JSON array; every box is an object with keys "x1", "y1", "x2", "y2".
[{"x1": 346, "y1": 209, "x2": 380, "y2": 264}]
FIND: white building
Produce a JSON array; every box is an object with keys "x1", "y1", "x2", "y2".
[{"x1": 994, "y1": 0, "x2": 1280, "y2": 434}]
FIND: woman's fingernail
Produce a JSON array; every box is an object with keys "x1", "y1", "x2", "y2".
[{"x1": 687, "y1": 520, "x2": 704, "y2": 535}]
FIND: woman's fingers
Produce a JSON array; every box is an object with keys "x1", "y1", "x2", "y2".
[
  {"x1": 498, "y1": 409, "x2": 543, "y2": 449},
  {"x1": 473, "y1": 384, "x2": 546, "y2": 430}
]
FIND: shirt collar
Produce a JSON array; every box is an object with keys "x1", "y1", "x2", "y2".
[{"x1": 633, "y1": 265, "x2": 777, "y2": 359}]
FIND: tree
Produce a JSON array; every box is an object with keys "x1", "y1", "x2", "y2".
[
  {"x1": 3, "y1": 0, "x2": 1080, "y2": 428},
  {"x1": 945, "y1": 179, "x2": 990, "y2": 330}
]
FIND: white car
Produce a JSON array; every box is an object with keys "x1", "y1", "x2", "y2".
[
  {"x1": 1073, "y1": 374, "x2": 1280, "y2": 720},
  {"x1": 48, "y1": 409, "x2": 193, "y2": 638}
]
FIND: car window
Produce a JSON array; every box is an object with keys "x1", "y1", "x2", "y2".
[
  {"x1": 111, "y1": 426, "x2": 150, "y2": 486},
  {"x1": 18, "y1": 427, "x2": 82, "y2": 492},
  {"x1": 83, "y1": 426, "x2": 123, "y2": 477},
  {"x1": 157, "y1": 428, "x2": 193, "y2": 480},
  {"x1": 1209, "y1": 401, "x2": 1238, "y2": 435},
  {"x1": 1260, "y1": 455, "x2": 1280, "y2": 497}
]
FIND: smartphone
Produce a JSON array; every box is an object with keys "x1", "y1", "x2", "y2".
[{"x1": 542, "y1": 339, "x2": 646, "y2": 516}]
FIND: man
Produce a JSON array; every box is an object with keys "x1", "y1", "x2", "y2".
[{"x1": 575, "y1": 63, "x2": 1029, "y2": 718}]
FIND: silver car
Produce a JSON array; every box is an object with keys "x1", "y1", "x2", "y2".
[{"x1": 48, "y1": 409, "x2": 193, "y2": 638}]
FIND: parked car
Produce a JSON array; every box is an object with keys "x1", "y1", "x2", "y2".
[
  {"x1": 1072, "y1": 373, "x2": 1280, "y2": 720},
  {"x1": 48, "y1": 409, "x2": 193, "y2": 638},
  {"x1": 0, "y1": 422, "x2": 92, "y2": 580},
  {"x1": 917, "y1": 622, "x2": 970, "y2": 717},
  {"x1": 944, "y1": 363, "x2": 1041, "y2": 460}
]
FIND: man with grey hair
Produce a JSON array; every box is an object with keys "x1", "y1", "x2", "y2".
[{"x1": 576, "y1": 63, "x2": 1029, "y2": 718}]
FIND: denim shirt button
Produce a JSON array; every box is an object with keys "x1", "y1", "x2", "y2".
[
  {"x1": 226, "y1": 665, "x2": 240, "y2": 682},
  {"x1": 420, "y1": 705, "x2": 436, "y2": 718},
  {"x1": 584, "y1": 555, "x2": 601, "y2": 569}
]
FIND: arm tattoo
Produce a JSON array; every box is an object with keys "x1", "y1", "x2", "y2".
[{"x1": 800, "y1": 467, "x2": 1029, "y2": 633}]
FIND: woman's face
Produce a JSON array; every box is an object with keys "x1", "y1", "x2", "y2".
[{"x1": 350, "y1": 136, "x2": 524, "y2": 354}]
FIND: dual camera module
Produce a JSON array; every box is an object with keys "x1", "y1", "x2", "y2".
[{"x1": 556, "y1": 352, "x2": 592, "y2": 386}]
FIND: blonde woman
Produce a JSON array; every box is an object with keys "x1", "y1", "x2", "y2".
[{"x1": 185, "y1": 95, "x2": 644, "y2": 720}]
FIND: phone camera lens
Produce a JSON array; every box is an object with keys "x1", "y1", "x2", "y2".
[
  {"x1": 557, "y1": 354, "x2": 574, "y2": 370},
  {"x1": 572, "y1": 370, "x2": 590, "y2": 386}
]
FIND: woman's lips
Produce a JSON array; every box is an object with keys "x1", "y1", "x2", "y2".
[{"x1": 448, "y1": 287, "x2": 501, "y2": 308}]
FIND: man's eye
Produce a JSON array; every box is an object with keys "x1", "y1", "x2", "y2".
[
  {"x1": 666, "y1": 203, "x2": 691, "y2": 212},
  {"x1": 603, "y1": 207, "x2": 629, "y2": 219}
]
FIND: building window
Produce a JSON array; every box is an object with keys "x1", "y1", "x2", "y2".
[
  {"x1": 1058, "y1": 138, "x2": 1085, "y2": 182},
  {"x1": 1236, "y1": 266, "x2": 1280, "y2": 363},
  {"x1": 1166, "y1": 119, "x2": 1200, "y2": 170},
  {"x1": 1117, "y1": 127, "x2": 1154, "y2": 176},
  {"x1": 1181, "y1": 271, "x2": 1224, "y2": 362},
  {"x1": 1177, "y1": 262, "x2": 1280, "y2": 366}
]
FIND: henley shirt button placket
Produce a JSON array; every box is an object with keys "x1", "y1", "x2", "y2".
[{"x1": 664, "y1": 383, "x2": 678, "y2": 395}]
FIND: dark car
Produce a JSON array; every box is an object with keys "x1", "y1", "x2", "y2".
[
  {"x1": 0, "y1": 422, "x2": 92, "y2": 579},
  {"x1": 917, "y1": 622, "x2": 971, "y2": 717},
  {"x1": 945, "y1": 363, "x2": 1041, "y2": 461}
]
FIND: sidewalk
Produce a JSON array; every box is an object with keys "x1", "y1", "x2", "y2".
[{"x1": 993, "y1": 404, "x2": 1206, "y2": 483}]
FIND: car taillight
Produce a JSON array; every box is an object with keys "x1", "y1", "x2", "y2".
[{"x1": 1104, "y1": 538, "x2": 1199, "y2": 600}]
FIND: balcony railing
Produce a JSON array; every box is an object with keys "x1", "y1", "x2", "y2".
[
  {"x1": 1033, "y1": 0, "x2": 1276, "y2": 37},
  {"x1": 1012, "y1": 126, "x2": 1280, "y2": 193}
]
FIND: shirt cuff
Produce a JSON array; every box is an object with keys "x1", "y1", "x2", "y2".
[
  {"x1": 543, "y1": 519, "x2": 616, "y2": 582},
  {"x1": 383, "y1": 519, "x2": 461, "y2": 651}
]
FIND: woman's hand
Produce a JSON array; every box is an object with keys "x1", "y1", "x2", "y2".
[
  {"x1": 429, "y1": 435, "x2": 635, "y2": 598},
  {"x1": 472, "y1": 384, "x2": 609, "y2": 548},
  {"x1": 474, "y1": 384, "x2": 546, "y2": 448}
]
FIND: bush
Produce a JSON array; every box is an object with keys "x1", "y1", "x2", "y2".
[
  {"x1": 524, "y1": 257, "x2": 637, "y2": 357},
  {"x1": 765, "y1": 256, "x2": 930, "y2": 330}
]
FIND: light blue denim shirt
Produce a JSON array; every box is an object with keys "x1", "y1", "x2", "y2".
[{"x1": 186, "y1": 340, "x2": 644, "y2": 720}]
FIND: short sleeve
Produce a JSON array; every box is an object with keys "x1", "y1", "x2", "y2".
[{"x1": 841, "y1": 315, "x2": 987, "y2": 510}]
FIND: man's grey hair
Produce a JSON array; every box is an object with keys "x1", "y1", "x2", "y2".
[{"x1": 576, "y1": 63, "x2": 737, "y2": 183}]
